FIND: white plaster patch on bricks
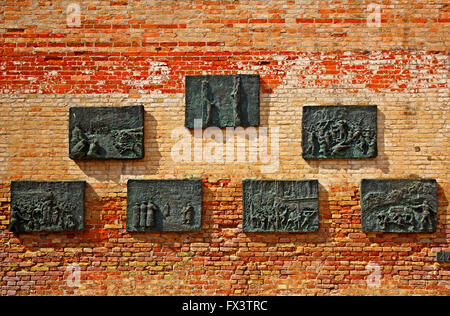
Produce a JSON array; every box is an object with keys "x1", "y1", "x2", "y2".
[
  {"x1": 147, "y1": 60, "x2": 171, "y2": 84},
  {"x1": 274, "y1": 51, "x2": 449, "y2": 94},
  {"x1": 124, "y1": 60, "x2": 171, "y2": 93}
]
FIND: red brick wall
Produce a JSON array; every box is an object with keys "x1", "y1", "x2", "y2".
[{"x1": 0, "y1": 0, "x2": 448, "y2": 295}]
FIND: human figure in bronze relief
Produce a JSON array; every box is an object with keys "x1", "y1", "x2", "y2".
[
  {"x1": 70, "y1": 124, "x2": 90, "y2": 159},
  {"x1": 70, "y1": 124, "x2": 100, "y2": 159},
  {"x1": 231, "y1": 76, "x2": 242, "y2": 126},
  {"x1": 42, "y1": 198, "x2": 52, "y2": 225},
  {"x1": 50, "y1": 206, "x2": 59, "y2": 226},
  {"x1": 279, "y1": 205, "x2": 288, "y2": 229},
  {"x1": 201, "y1": 78, "x2": 216, "y2": 128},
  {"x1": 71, "y1": 124, "x2": 85, "y2": 146},
  {"x1": 377, "y1": 213, "x2": 387, "y2": 230},
  {"x1": 139, "y1": 202, "x2": 147, "y2": 227},
  {"x1": 182, "y1": 203, "x2": 194, "y2": 225},
  {"x1": 285, "y1": 211, "x2": 294, "y2": 230},
  {"x1": 335, "y1": 120, "x2": 348, "y2": 141},
  {"x1": 9, "y1": 208, "x2": 21, "y2": 232},
  {"x1": 163, "y1": 203, "x2": 170, "y2": 218},
  {"x1": 132, "y1": 203, "x2": 140, "y2": 229},
  {"x1": 146, "y1": 200, "x2": 158, "y2": 228},
  {"x1": 301, "y1": 210, "x2": 314, "y2": 229},
  {"x1": 414, "y1": 200, "x2": 434, "y2": 231},
  {"x1": 65, "y1": 214, "x2": 76, "y2": 230},
  {"x1": 87, "y1": 137, "x2": 101, "y2": 158},
  {"x1": 366, "y1": 132, "x2": 377, "y2": 157},
  {"x1": 318, "y1": 131, "x2": 328, "y2": 156},
  {"x1": 304, "y1": 130, "x2": 316, "y2": 156}
]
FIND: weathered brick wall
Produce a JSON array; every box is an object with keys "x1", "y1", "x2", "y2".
[{"x1": 0, "y1": 0, "x2": 448, "y2": 295}]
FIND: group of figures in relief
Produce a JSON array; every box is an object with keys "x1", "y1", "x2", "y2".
[
  {"x1": 9, "y1": 181, "x2": 85, "y2": 234},
  {"x1": 361, "y1": 180, "x2": 437, "y2": 233},
  {"x1": 243, "y1": 180, "x2": 319, "y2": 233},
  {"x1": 247, "y1": 200, "x2": 317, "y2": 232},
  {"x1": 200, "y1": 75, "x2": 242, "y2": 127},
  {"x1": 69, "y1": 106, "x2": 144, "y2": 160},
  {"x1": 185, "y1": 74, "x2": 260, "y2": 129},
  {"x1": 302, "y1": 106, "x2": 377, "y2": 158},
  {"x1": 70, "y1": 123, "x2": 143, "y2": 160},
  {"x1": 126, "y1": 180, "x2": 202, "y2": 232},
  {"x1": 10, "y1": 192, "x2": 77, "y2": 232},
  {"x1": 129, "y1": 200, "x2": 194, "y2": 230}
]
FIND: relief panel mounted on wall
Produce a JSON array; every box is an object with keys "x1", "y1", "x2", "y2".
[
  {"x1": 9, "y1": 181, "x2": 85, "y2": 233},
  {"x1": 243, "y1": 180, "x2": 319, "y2": 233},
  {"x1": 302, "y1": 105, "x2": 377, "y2": 159},
  {"x1": 185, "y1": 75, "x2": 260, "y2": 128},
  {"x1": 69, "y1": 106, "x2": 144, "y2": 160},
  {"x1": 436, "y1": 252, "x2": 450, "y2": 263},
  {"x1": 126, "y1": 179, "x2": 202, "y2": 232},
  {"x1": 361, "y1": 179, "x2": 437, "y2": 233}
]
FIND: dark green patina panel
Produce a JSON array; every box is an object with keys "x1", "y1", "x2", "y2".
[
  {"x1": 436, "y1": 252, "x2": 450, "y2": 263},
  {"x1": 361, "y1": 179, "x2": 437, "y2": 233},
  {"x1": 302, "y1": 105, "x2": 377, "y2": 159},
  {"x1": 9, "y1": 181, "x2": 85, "y2": 233},
  {"x1": 185, "y1": 75, "x2": 260, "y2": 128},
  {"x1": 243, "y1": 180, "x2": 319, "y2": 233},
  {"x1": 126, "y1": 179, "x2": 202, "y2": 232},
  {"x1": 69, "y1": 106, "x2": 144, "y2": 160}
]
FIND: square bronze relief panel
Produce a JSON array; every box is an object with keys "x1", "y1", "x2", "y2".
[
  {"x1": 126, "y1": 179, "x2": 202, "y2": 232},
  {"x1": 69, "y1": 106, "x2": 144, "y2": 160},
  {"x1": 9, "y1": 181, "x2": 85, "y2": 233},
  {"x1": 361, "y1": 179, "x2": 437, "y2": 233},
  {"x1": 243, "y1": 180, "x2": 319, "y2": 233},
  {"x1": 185, "y1": 75, "x2": 260, "y2": 128},
  {"x1": 302, "y1": 105, "x2": 377, "y2": 159}
]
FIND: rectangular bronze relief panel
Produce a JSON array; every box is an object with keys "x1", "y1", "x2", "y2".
[
  {"x1": 9, "y1": 181, "x2": 85, "y2": 233},
  {"x1": 361, "y1": 179, "x2": 437, "y2": 233},
  {"x1": 185, "y1": 75, "x2": 260, "y2": 128},
  {"x1": 436, "y1": 252, "x2": 450, "y2": 263},
  {"x1": 302, "y1": 105, "x2": 377, "y2": 159},
  {"x1": 126, "y1": 179, "x2": 202, "y2": 232},
  {"x1": 69, "y1": 106, "x2": 144, "y2": 160},
  {"x1": 243, "y1": 180, "x2": 319, "y2": 233}
]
